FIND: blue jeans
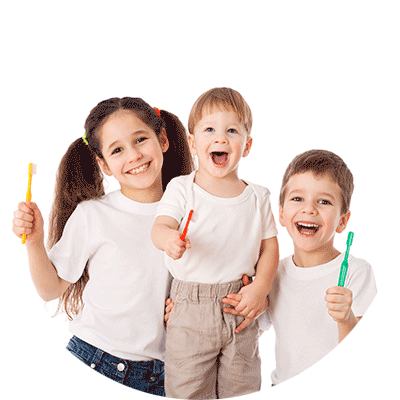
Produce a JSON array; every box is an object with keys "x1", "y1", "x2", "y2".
[{"x1": 67, "y1": 336, "x2": 165, "y2": 396}]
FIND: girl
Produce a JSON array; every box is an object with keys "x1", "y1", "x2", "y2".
[{"x1": 12, "y1": 97, "x2": 193, "y2": 396}]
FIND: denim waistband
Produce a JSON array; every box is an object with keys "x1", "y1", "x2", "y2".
[{"x1": 66, "y1": 335, "x2": 165, "y2": 395}]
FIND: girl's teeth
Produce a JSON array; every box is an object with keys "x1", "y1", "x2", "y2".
[{"x1": 129, "y1": 162, "x2": 150, "y2": 175}]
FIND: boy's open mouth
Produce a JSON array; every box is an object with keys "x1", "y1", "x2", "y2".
[
  {"x1": 211, "y1": 152, "x2": 229, "y2": 167},
  {"x1": 296, "y1": 222, "x2": 321, "y2": 236}
]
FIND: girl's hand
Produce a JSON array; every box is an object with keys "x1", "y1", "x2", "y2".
[
  {"x1": 164, "y1": 298, "x2": 175, "y2": 327},
  {"x1": 325, "y1": 286, "x2": 353, "y2": 322},
  {"x1": 12, "y1": 202, "x2": 44, "y2": 243},
  {"x1": 164, "y1": 231, "x2": 191, "y2": 260}
]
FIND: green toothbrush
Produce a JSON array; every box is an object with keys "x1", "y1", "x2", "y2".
[{"x1": 338, "y1": 231, "x2": 354, "y2": 287}]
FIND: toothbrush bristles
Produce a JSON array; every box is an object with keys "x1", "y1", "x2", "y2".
[{"x1": 31, "y1": 164, "x2": 37, "y2": 175}]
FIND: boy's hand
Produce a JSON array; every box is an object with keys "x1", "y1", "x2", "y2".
[
  {"x1": 164, "y1": 231, "x2": 191, "y2": 260},
  {"x1": 12, "y1": 202, "x2": 44, "y2": 243},
  {"x1": 222, "y1": 292, "x2": 269, "y2": 333},
  {"x1": 325, "y1": 286, "x2": 353, "y2": 322},
  {"x1": 234, "y1": 281, "x2": 268, "y2": 320}
]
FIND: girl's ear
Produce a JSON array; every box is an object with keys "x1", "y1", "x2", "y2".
[
  {"x1": 336, "y1": 211, "x2": 351, "y2": 233},
  {"x1": 159, "y1": 129, "x2": 169, "y2": 153},
  {"x1": 97, "y1": 157, "x2": 112, "y2": 177},
  {"x1": 242, "y1": 136, "x2": 253, "y2": 158}
]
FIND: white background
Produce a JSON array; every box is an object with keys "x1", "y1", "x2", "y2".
[{"x1": 1, "y1": 1, "x2": 399, "y2": 399}]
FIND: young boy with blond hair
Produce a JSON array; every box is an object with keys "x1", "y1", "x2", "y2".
[
  {"x1": 226, "y1": 149, "x2": 377, "y2": 386},
  {"x1": 152, "y1": 87, "x2": 279, "y2": 398}
]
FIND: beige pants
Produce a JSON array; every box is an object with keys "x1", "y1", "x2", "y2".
[{"x1": 165, "y1": 279, "x2": 261, "y2": 399}]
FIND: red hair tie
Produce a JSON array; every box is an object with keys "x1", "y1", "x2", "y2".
[{"x1": 153, "y1": 107, "x2": 161, "y2": 116}]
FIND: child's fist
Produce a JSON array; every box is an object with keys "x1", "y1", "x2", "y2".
[
  {"x1": 325, "y1": 286, "x2": 353, "y2": 323},
  {"x1": 12, "y1": 202, "x2": 44, "y2": 243},
  {"x1": 164, "y1": 231, "x2": 191, "y2": 260}
]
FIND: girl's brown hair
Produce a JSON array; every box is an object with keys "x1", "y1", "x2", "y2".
[{"x1": 49, "y1": 97, "x2": 193, "y2": 320}]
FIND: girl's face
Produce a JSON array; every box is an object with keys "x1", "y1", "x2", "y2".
[{"x1": 97, "y1": 110, "x2": 169, "y2": 202}]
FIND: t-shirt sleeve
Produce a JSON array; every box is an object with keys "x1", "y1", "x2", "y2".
[
  {"x1": 48, "y1": 205, "x2": 90, "y2": 284},
  {"x1": 155, "y1": 177, "x2": 187, "y2": 225},
  {"x1": 348, "y1": 259, "x2": 377, "y2": 317},
  {"x1": 260, "y1": 188, "x2": 279, "y2": 240}
]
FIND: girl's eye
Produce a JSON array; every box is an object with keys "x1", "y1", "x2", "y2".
[
  {"x1": 227, "y1": 128, "x2": 238, "y2": 134},
  {"x1": 205, "y1": 127, "x2": 214, "y2": 133},
  {"x1": 136, "y1": 137, "x2": 147, "y2": 144},
  {"x1": 111, "y1": 147, "x2": 123, "y2": 155},
  {"x1": 291, "y1": 197, "x2": 303, "y2": 202}
]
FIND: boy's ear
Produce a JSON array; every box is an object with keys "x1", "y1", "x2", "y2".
[
  {"x1": 188, "y1": 134, "x2": 197, "y2": 156},
  {"x1": 242, "y1": 136, "x2": 253, "y2": 158},
  {"x1": 278, "y1": 204, "x2": 286, "y2": 227},
  {"x1": 97, "y1": 157, "x2": 112, "y2": 177},
  {"x1": 159, "y1": 129, "x2": 169, "y2": 153},
  {"x1": 336, "y1": 211, "x2": 351, "y2": 233}
]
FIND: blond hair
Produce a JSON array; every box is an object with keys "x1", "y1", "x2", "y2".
[{"x1": 188, "y1": 87, "x2": 252, "y2": 135}]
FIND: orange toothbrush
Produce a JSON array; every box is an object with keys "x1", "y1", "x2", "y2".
[{"x1": 180, "y1": 210, "x2": 194, "y2": 241}]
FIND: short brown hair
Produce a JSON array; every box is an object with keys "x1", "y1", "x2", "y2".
[
  {"x1": 279, "y1": 149, "x2": 354, "y2": 215},
  {"x1": 188, "y1": 87, "x2": 252, "y2": 135}
]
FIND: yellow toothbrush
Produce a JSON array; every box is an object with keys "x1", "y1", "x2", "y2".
[{"x1": 22, "y1": 163, "x2": 37, "y2": 244}]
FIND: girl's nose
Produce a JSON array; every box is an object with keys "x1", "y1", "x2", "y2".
[{"x1": 127, "y1": 146, "x2": 143, "y2": 162}]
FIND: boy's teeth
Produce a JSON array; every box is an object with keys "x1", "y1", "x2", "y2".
[
  {"x1": 296, "y1": 222, "x2": 320, "y2": 235},
  {"x1": 297, "y1": 223, "x2": 319, "y2": 228}
]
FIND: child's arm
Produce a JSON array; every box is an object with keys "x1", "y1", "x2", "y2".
[
  {"x1": 234, "y1": 236, "x2": 279, "y2": 319},
  {"x1": 325, "y1": 286, "x2": 361, "y2": 343},
  {"x1": 13, "y1": 202, "x2": 70, "y2": 301},
  {"x1": 152, "y1": 215, "x2": 191, "y2": 260}
]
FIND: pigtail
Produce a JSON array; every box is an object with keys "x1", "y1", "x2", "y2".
[
  {"x1": 159, "y1": 110, "x2": 194, "y2": 189},
  {"x1": 49, "y1": 137, "x2": 104, "y2": 320}
]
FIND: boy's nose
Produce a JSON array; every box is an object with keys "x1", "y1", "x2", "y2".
[
  {"x1": 301, "y1": 201, "x2": 317, "y2": 215},
  {"x1": 214, "y1": 133, "x2": 228, "y2": 144}
]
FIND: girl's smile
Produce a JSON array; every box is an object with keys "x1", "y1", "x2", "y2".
[{"x1": 97, "y1": 110, "x2": 169, "y2": 202}]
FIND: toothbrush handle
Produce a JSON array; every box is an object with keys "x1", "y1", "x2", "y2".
[{"x1": 21, "y1": 187, "x2": 32, "y2": 244}]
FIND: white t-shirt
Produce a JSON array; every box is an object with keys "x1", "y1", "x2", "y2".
[
  {"x1": 49, "y1": 190, "x2": 170, "y2": 362},
  {"x1": 258, "y1": 254, "x2": 377, "y2": 385},
  {"x1": 155, "y1": 171, "x2": 278, "y2": 283}
]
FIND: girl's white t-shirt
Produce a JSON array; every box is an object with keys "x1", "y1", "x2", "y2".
[
  {"x1": 49, "y1": 190, "x2": 170, "y2": 362},
  {"x1": 258, "y1": 254, "x2": 377, "y2": 385}
]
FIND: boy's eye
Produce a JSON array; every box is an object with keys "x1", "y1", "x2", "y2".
[
  {"x1": 319, "y1": 199, "x2": 332, "y2": 205},
  {"x1": 291, "y1": 197, "x2": 303, "y2": 202},
  {"x1": 227, "y1": 128, "x2": 238, "y2": 134},
  {"x1": 205, "y1": 127, "x2": 214, "y2": 133}
]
